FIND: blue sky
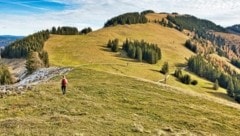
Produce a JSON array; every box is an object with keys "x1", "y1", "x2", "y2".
[{"x1": 0, "y1": 0, "x2": 240, "y2": 35}]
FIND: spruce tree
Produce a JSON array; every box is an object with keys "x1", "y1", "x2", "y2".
[
  {"x1": 136, "y1": 47, "x2": 142, "y2": 62},
  {"x1": 160, "y1": 62, "x2": 169, "y2": 74},
  {"x1": 213, "y1": 80, "x2": 219, "y2": 90},
  {"x1": 227, "y1": 80, "x2": 234, "y2": 97},
  {"x1": 26, "y1": 51, "x2": 44, "y2": 74}
]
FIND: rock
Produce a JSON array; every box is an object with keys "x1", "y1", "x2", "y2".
[
  {"x1": 144, "y1": 130, "x2": 151, "y2": 134},
  {"x1": 153, "y1": 129, "x2": 166, "y2": 136},
  {"x1": 17, "y1": 86, "x2": 24, "y2": 91},
  {"x1": 132, "y1": 123, "x2": 144, "y2": 133},
  {"x1": 6, "y1": 91, "x2": 12, "y2": 96},
  {"x1": 163, "y1": 127, "x2": 174, "y2": 132}
]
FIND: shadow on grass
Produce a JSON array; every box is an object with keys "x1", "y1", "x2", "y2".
[
  {"x1": 202, "y1": 86, "x2": 214, "y2": 90},
  {"x1": 207, "y1": 91, "x2": 235, "y2": 102},
  {"x1": 175, "y1": 63, "x2": 187, "y2": 67},
  {"x1": 149, "y1": 69, "x2": 160, "y2": 73},
  {"x1": 100, "y1": 47, "x2": 112, "y2": 52},
  {"x1": 118, "y1": 58, "x2": 138, "y2": 63}
]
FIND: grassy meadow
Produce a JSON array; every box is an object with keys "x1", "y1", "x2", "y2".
[{"x1": 0, "y1": 68, "x2": 240, "y2": 135}]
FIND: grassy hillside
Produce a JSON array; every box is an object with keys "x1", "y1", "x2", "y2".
[
  {"x1": 45, "y1": 23, "x2": 192, "y2": 66},
  {"x1": 1, "y1": 14, "x2": 240, "y2": 135},
  {"x1": 45, "y1": 23, "x2": 193, "y2": 81},
  {"x1": 45, "y1": 22, "x2": 230, "y2": 100},
  {"x1": 1, "y1": 68, "x2": 240, "y2": 135}
]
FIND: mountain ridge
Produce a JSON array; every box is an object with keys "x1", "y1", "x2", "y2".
[{"x1": 0, "y1": 35, "x2": 24, "y2": 47}]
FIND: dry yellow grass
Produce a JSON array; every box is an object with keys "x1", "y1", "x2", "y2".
[
  {"x1": 45, "y1": 22, "x2": 231, "y2": 102},
  {"x1": 45, "y1": 23, "x2": 193, "y2": 67}
]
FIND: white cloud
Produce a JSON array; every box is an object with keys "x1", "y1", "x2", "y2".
[{"x1": 1, "y1": 0, "x2": 240, "y2": 35}]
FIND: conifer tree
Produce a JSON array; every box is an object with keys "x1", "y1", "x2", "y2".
[
  {"x1": 136, "y1": 47, "x2": 142, "y2": 62},
  {"x1": 160, "y1": 62, "x2": 169, "y2": 74},
  {"x1": 213, "y1": 80, "x2": 219, "y2": 90},
  {"x1": 26, "y1": 51, "x2": 44, "y2": 74}
]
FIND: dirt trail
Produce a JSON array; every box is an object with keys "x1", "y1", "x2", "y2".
[{"x1": 104, "y1": 70, "x2": 240, "y2": 110}]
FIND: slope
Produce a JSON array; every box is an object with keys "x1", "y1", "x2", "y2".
[
  {"x1": 45, "y1": 22, "x2": 229, "y2": 100},
  {"x1": 1, "y1": 68, "x2": 240, "y2": 135},
  {"x1": 45, "y1": 23, "x2": 194, "y2": 82}
]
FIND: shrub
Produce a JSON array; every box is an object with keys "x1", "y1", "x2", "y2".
[
  {"x1": 181, "y1": 74, "x2": 191, "y2": 84},
  {"x1": 0, "y1": 64, "x2": 12, "y2": 85},
  {"x1": 191, "y1": 80, "x2": 198, "y2": 85},
  {"x1": 174, "y1": 69, "x2": 183, "y2": 78}
]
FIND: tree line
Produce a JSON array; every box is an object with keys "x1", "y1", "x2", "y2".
[
  {"x1": 51, "y1": 26, "x2": 92, "y2": 35},
  {"x1": 104, "y1": 12, "x2": 148, "y2": 27},
  {"x1": 166, "y1": 15, "x2": 240, "y2": 62},
  {"x1": 187, "y1": 55, "x2": 240, "y2": 102},
  {"x1": 107, "y1": 39, "x2": 162, "y2": 64},
  {"x1": 167, "y1": 15, "x2": 226, "y2": 33},
  {"x1": 1, "y1": 30, "x2": 50, "y2": 58}
]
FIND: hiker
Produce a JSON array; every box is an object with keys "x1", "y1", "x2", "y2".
[{"x1": 61, "y1": 75, "x2": 68, "y2": 95}]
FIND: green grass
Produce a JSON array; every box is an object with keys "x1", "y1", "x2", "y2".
[
  {"x1": 1, "y1": 68, "x2": 240, "y2": 135},
  {"x1": 44, "y1": 23, "x2": 231, "y2": 100},
  {"x1": 0, "y1": 68, "x2": 240, "y2": 136}
]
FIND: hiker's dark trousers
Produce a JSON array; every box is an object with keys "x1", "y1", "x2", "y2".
[{"x1": 62, "y1": 86, "x2": 66, "y2": 95}]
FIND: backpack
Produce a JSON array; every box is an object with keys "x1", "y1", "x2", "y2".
[{"x1": 62, "y1": 79, "x2": 67, "y2": 86}]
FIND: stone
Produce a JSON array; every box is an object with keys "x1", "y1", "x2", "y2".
[
  {"x1": 132, "y1": 123, "x2": 144, "y2": 133},
  {"x1": 153, "y1": 129, "x2": 166, "y2": 136}
]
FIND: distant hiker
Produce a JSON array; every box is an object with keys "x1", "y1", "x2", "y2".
[{"x1": 61, "y1": 75, "x2": 68, "y2": 95}]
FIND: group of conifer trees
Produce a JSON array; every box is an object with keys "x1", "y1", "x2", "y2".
[
  {"x1": 122, "y1": 39, "x2": 162, "y2": 64},
  {"x1": 107, "y1": 39, "x2": 161, "y2": 64},
  {"x1": 107, "y1": 39, "x2": 119, "y2": 52},
  {"x1": 51, "y1": 26, "x2": 92, "y2": 35},
  {"x1": 187, "y1": 55, "x2": 240, "y2": 102},
  {"x1": 104, "y1": 12, "x2": 148, "y2": 27},
  {"x1": 173, "y1": 68, "x2": 198, "y2": 85},
  {"x1": 51, "y1": 26, "x2": 79, "y2": 35}
]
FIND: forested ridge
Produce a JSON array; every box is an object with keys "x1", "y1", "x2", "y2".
[
  {"x1": 104, "y1": 12, "x2": 148, "y2": 27},
  {"x1": 1, "y1": 30, "x2": 50, "y2": 58},
  {"x1": 187, "y1": 55, "x2": 240, "y2": 102}
]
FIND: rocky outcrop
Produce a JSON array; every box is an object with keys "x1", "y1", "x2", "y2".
[{"x1": 0, "y1": 67, "x2": 72, "y2": 98}]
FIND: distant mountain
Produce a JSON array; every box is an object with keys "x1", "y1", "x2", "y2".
[
  {"x1": 0, "y1": 35, "x2": 24, "y2": 47},
  {"x1": 226, "y1": 24, "x2": 240, "y2": 35}
]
